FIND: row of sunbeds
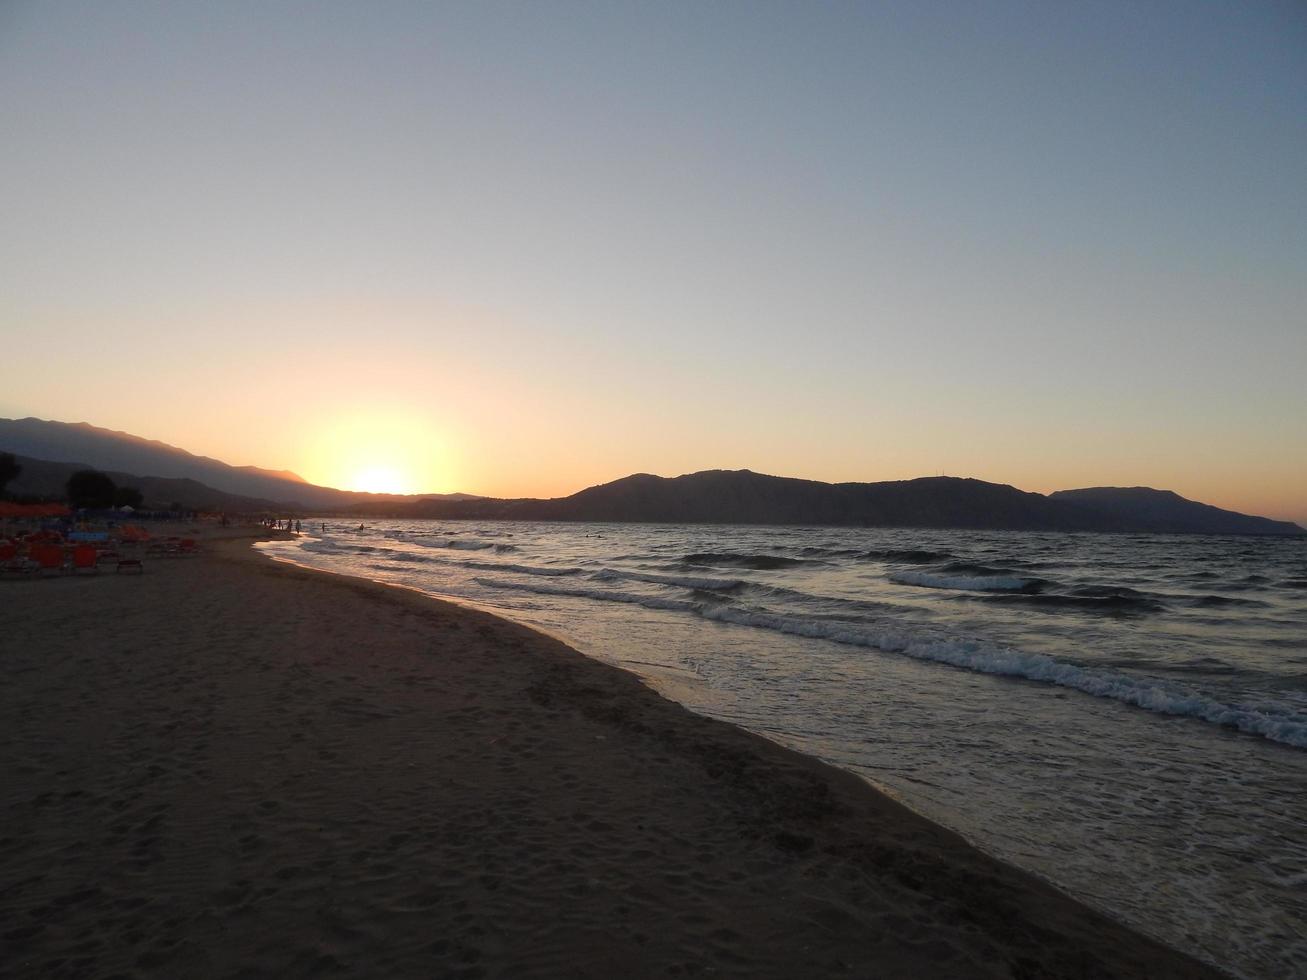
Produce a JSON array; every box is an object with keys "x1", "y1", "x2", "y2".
[{"x1": 0, "y1": 526, "x2": 199, "y2": 578}]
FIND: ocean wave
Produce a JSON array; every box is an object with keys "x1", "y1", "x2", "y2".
[
  {"x1": 682, "y1": 552, "x2": 816, "y2": 570},
  {"x1": 593, "y1": 568, "x2": 746, "y2": 592},
  {"x1": 473, "y1": 577, "x2": 699, "y2": 615},
  {"x1": 1069, "y1": 585, "x2": 1156, "y2": 599},
  {"x1": 889, "y1": 570, "x2": 1039, "y2": 592},
  {"x1": 970, "y1": 556, "x2": 1062, "y2": 571},
  {"x1": 975, "y1": 593, "x2": 1164, "y2": 613},
  {"x1": 301, "y1": 540, "x2": 352, "y2": 555},
  {"x1": 401, "y1": 538, "x2": 518, "y2": 553},
  {"x1": 473, "y1": 577, "x2": 1307, "y2": 748},
  {"x1": 464, "y1": 561, "x2": 581, "y2": 578},
  {"x1": 403, "y1": 538, "x2": 494, "y2": 551},
  {"x1": 1187, "y1": 595, "x2": 1270, "y2": 609},
  {"x1": 941, "y1": 561, "x2": 1028, "y2": 577},
  {"x1": 863, "y1": 549, "x2": 954, "y2": 564}
]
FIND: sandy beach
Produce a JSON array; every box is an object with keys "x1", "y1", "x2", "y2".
[{"x1": 1, "y1": 528, "x2": 1223, "y2": 979}]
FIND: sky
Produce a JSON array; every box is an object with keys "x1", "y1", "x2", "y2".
[{"x1": 1, "y1": 1, "x2": 1304, "y2": 522}]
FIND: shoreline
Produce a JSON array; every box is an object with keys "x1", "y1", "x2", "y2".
[{"x1": 2, "y1": 528, "x2": 1225, "y2": 978}]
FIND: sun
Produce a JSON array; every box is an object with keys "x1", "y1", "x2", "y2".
[
  {"x1": 350, "y1": 465, "x2": 412, "y2": 495},
  {"x1": 302, "y1": 410, "x2": 456, "y2": 495}
]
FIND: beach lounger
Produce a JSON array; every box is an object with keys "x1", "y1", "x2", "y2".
[
  {"x1": 72, "y1": 544, "x2": 99, "y2": 574},
  {"x1": 1, "y1": 543, "x2": 35, "y2": 578},
  {"x1": 34, "y1": 544, "x2": 67, "y2": 576},
  {"x1": 116, "y1": 558, "x2": 144, "y2": 574},
  {"x1": 1, "y1": 541, "x2": 31, "y2": 576}
]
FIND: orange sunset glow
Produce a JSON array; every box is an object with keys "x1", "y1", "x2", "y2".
[
  {"x1": 299, "y1": 411, "x2": 453, "y2": 497},
  {"x1": 2, "y1": 7, "x2": 1305, "y2": 980}
]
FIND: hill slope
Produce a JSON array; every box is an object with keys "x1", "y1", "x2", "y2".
[
  {"x1": 1050, "y1": 487, "x2": 1303, "y2": 536},
  {"x1": 5, "y1": 454, "x2": 284, "y2": 512},
  {"x1": 0, "y1": 417, "x2": 476, "y2": 509}
]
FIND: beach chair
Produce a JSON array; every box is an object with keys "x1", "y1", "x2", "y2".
[
  {"x1": 72, "y1": 544, "x2": 99, "y2": 574},
  {"x1": 0, "y1": 542, "x2": 34, "y2": 578},
  {"x1": 34, "y1": 544, "x2": 67, "y2": 576}
]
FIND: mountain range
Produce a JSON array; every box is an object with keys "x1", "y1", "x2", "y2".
[
  {"x1": 2, "y1": 416, "x2": 1301, "y2": 535},
  {"x1": 360, "y1": 470, "x2": 1304, "y2": 536}
]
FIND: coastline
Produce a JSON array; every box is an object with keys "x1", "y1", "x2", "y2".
[{"x1": 1, "y1": 528, "x2": 1224, "y2": 978}]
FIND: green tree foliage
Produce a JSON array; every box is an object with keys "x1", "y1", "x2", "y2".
[
  {"x1": 66, "y1": 469, "x2": 118, "y2": 509},
  {"x1": 0, "y1": 452, "x2": 20, "y2": 498},
  {"x1": 113, "y1": 485, "x2": 144, "y2": 509}
]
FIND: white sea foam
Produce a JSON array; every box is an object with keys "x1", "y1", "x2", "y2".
[
  {"x1": 477, "y1": 577, "x2": 1307, "y2": 749},
  {"x1": 890, "y1": 570, "x2": 1034, "y2": 591}
]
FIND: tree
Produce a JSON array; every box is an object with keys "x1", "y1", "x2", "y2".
[
  {"x1": 113, "y1": 485, "x2": 144, "y2": 509},
  {"x1": 0, "y1": 452, "x2": 20, "y2": 498},
  {"x1": 66, "y1": 470, "x2": 117, "y2": 509}
]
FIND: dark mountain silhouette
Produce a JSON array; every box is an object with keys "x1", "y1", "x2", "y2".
[
  {"x1": 380, "y1": 470, "x2": 1118, "y2": 528},
  {"x1": 7, "y1": 454, "x2": 282, "y2": 512},
  {"x1": 0, "y1": 417, "x2": 478, "y2": 510},
  {"x1": 1050, "y1": 487, "x2": 1302, "y2": 536},
  {"x1": 5, "y1": 418, "x2": 1299, "y2": 534},
  {"x1": 368, "y1": 469, "x2": 1303, "y2": 535}
]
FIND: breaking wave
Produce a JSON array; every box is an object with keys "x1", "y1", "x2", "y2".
[{"x1": 472, "y1": 577, "x2": 1307, "y2": 749}]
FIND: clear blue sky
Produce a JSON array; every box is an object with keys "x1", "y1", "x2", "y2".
[{"x1": 1, "y1": 1, "x2": 1304, "y2": 520}]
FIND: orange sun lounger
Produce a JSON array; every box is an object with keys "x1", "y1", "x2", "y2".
[
  {"x1": 72, "y1": 544, "x2": 99, "y2": 574},
  {"x1": 33, "y1": 544, "x2": 67, "y2": 575}
]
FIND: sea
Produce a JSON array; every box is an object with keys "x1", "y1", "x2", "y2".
[{"x1": 256, "y1": 521, "x2": 1307, "y2": 979}]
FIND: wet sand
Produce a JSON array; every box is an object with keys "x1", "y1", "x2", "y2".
[{"x1": 0, "y1": 528, "x2": 1224, "y2": 978}]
